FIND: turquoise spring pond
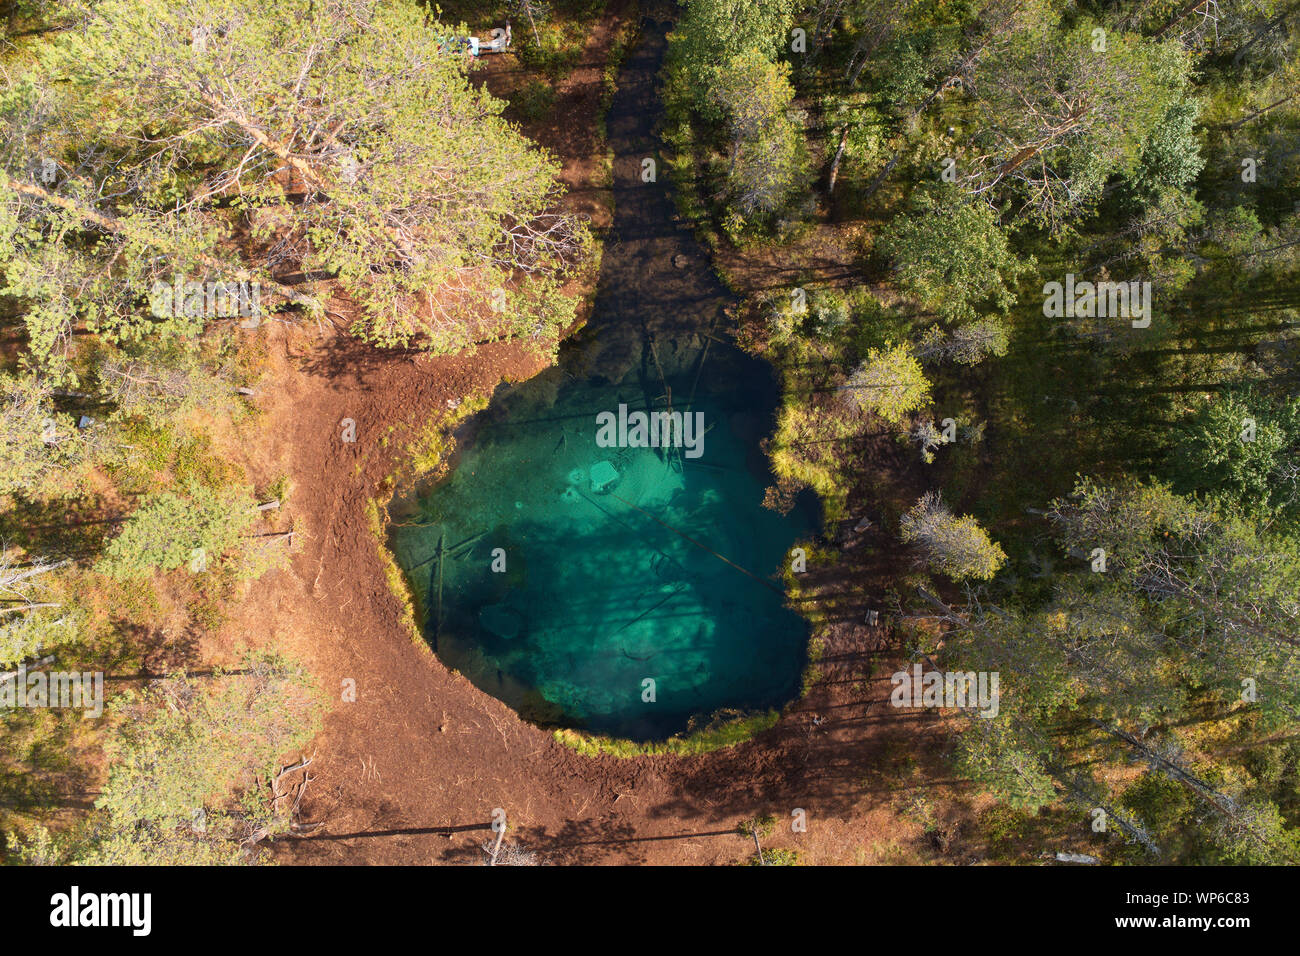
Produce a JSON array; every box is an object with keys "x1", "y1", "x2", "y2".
[{"x1": 388, "y1": 358, "x2": 815, "y2": 741}]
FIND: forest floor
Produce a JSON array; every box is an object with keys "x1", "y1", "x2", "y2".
[{"x1": 206, "y1": 0, "x2": 1011, "y2": 866}]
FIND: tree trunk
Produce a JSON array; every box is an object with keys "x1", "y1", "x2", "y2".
[
  {"x1": 1152, "y1": 0, "x2": 1211, "y2": 40},
  {"x1": 1226, "y1": 91, "x2": 1299, "y2": 130},
  {"x1": 827, "y1": 126, "x2": 850, "y2": 195}
]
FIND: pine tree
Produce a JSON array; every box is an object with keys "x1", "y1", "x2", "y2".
[
  {"x1": 96, "y1": 483, "x2": 258, "y2": 580},
  {"x1": 878, "y1": 186, "x2": 1031, "y2": 322},
  {"x1": 0, "y1": 0, "x2": 588, "y2": 372}
]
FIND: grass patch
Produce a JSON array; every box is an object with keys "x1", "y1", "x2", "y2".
[
  {"x1": 737, "y1": 814, "x2": 777, "y2": 839},
  {"x1": 746, "y1": 846, "x2": 801, "y2": 866},
  {"x1": 507, "y1": 79, "x2": 555, "y2": 122},
  {"x1": 109, "y1": 420, "x2": 241, "y2": 493},
  {"x1": 497, "y1": 0, "x2": 609, "y2": 82}
]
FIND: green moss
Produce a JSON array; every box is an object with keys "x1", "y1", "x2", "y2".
[
  {"x1": 263, "y1": 474, "x2": 293, "y2": 506},
  {"x1": 554, "y1": 709, "x2": 780, "y2": 757},
  {"x1": 364, "y1": 496, "x2": 424, "y2": 647},
  {"x1": 402, "y1": 392, "x2": 490, "y2": 482},
  {"x1": 109, "y1": 420, "x2": 240, "y2": 492},
  {"x1": 800, "y1": 663, "x2": 824, "y2": 696}
]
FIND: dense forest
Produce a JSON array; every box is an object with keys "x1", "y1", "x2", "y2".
[
  {"x1": 1, "y1": 0, "x2": 1297, "y2": 866},
  {"x1": 663, "y1": 0, "x2": 1300, "y2": 863}
]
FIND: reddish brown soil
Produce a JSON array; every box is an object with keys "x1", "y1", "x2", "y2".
[{"x1": 211, "y1": 1, "x2": 979, "y2": 866}]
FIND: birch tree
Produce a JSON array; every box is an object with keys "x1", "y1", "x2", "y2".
[{"x1": 900, "y1": 491, "x2": 1007, "y2": 580}]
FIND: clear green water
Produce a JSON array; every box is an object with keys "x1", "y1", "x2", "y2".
[{"x1": 389, "y1": 358, "x2": 813, "y2": 740}]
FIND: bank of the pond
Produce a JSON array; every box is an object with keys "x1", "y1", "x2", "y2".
[{"x1": 553, "y1": 709, "x2": 780, "y2": 757}]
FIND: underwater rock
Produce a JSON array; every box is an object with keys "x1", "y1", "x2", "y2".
[{"x1": 590, "y1": 460, "x2": 619, "y2": 493}]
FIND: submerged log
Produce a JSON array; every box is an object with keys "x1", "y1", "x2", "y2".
[{"x1": 429, "y1": 532, "x2": 446, "y2": 647}]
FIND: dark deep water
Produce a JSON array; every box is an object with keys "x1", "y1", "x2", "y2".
[{"x1": 388, "y1": 18, "x2": 816, "y2": 739}]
